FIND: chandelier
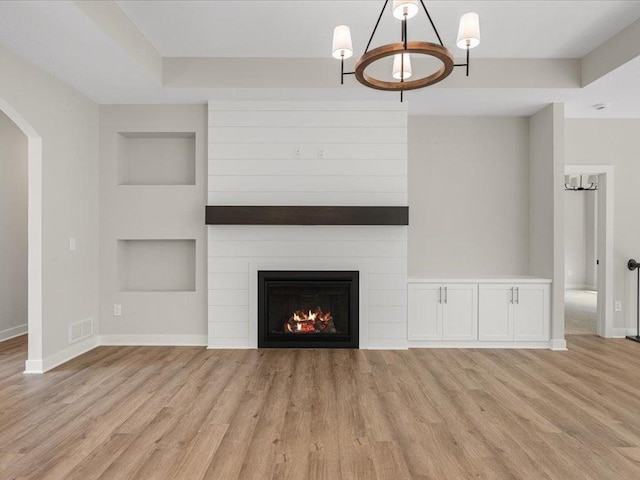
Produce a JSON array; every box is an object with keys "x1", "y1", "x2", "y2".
[
  {"x1": 331, "y1": 0, "x2": 480, "y2": 101},
  {"x1": 564, "y1": 175, "x2": 598, "y2": 191}
]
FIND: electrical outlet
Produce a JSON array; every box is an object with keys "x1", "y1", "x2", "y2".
[
  {"x1": 69, "y1": 237, "x2": 76, "y2": 251},
  {"x1": 294, "y1": 145, "x2": 302, "y2": 159},
  {"x1": 615, "y1": 301, "x2": 622, "y2": 312},
  {"x1": 317, "y1": 147, "x2": 325, "y2": 159},
  {"x1": 113, "y1": 304, "x2": 122, "y2": 316}
]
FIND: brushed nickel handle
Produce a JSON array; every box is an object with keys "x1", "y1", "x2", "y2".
[
  {"x1": 516, "y1": 287, "x2": 520, "y2": 304},
  {"x1": 510, "y1": 287, "x2": 513, "y2": 304},
  {"x1": 439, "y1": 286, "x2": 442, "y2": 304},
  {"x1": 444, "y1": 286, "x2": 448, "y2": 304}
]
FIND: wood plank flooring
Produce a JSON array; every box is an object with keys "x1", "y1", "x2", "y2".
[{"x1": 2, "y1": 335, "x2": 640, "y2": 479}]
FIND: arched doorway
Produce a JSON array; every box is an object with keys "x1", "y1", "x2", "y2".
[{"x1": 0, "y1": 97, "x2": 43, "y2": 373}]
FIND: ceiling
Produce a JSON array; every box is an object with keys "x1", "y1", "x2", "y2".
[
  {"x1": 116, "y1": 0, "x2": 640, "y2": 59},
  {"x1": 1, "y1": 0, "x2": 640, "y2": 118}
]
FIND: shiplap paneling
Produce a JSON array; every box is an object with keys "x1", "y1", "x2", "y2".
[
  {"x1": 207, "y1": 191, "x2": 407, "y2": 207},
  {"x1": 207, "y1": 101, "x2": 408, "y2": 349},
  {"x1": 209, "y1": 143, "x2": 407, "y2": 161}
]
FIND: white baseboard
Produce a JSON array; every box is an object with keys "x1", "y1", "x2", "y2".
[
  {"x1": 612, "y1": 328, "x2": 629, "y2": 338},
  {"x1": 100, "y1": 334, "x2": 207, "y2": 346},
  {"x1": 368, "y1": 338, "x2": 408, "y2": 350},
  {"x1": 565, "y1": 284, "x2": 597, "y2": 291},
  {"x1": 550, "y1": 339, "x2": 568, "y2": 350},
  {"x1": 0, "y1": 324, "x2": 27, "y2": 342},
  {"x1": 24, "y1": 335, "x2": 100, "y2": 374},
  {"x1": 207, "y1": 337, "x2": 250, "y2": 349},
  {"x1": 408, "y1": 340, "x2": 554, "y2": 350},
  {"x1": 612, "y1": 328, "x2": 640, "y2": 338}
]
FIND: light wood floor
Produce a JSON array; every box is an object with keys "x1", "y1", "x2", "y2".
[{"x1": 2, "y1": 335, "x2": 640, "y2": 479}]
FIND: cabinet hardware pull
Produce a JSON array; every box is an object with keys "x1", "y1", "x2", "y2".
[
  {"x1": 510, "y1": 287, "x2": 513, "y2": 304},
  {"x1": 444, "y1": 286, "x2": 448, "y2": 304},
  {"x1": 439, "y1": 286, "x2": 442, "y2": 304},
  {"x1": 516, "y1": 287, "x2": 520, "y2": 304}
]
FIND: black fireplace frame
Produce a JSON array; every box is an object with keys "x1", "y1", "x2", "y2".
[{"x1": 257, "y1": 270, "x2": 359, "y2": 348}]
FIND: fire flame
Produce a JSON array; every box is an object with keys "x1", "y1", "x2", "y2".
[{"x1": 285, "y1": 306, "x2": 336, "y2": 334}]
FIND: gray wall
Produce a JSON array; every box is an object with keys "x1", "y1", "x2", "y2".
[
  {"x1": 0, "y1": 44, "x2": 99, "y2": 363},
  {"x1": 0, "y1": 110, "x2": 27, "y2": 340},
  {"x1": 564, "y1": 191, "x2": 587, "y2": 287},
  {"x1": 565, "y1": 119, "x2": 640, "y2": 331},
  {"x1": 529, "y1": 104, "x2": 565, "y2": 344},
  {"x1": 99, "y1": 105, "x2": 208, "y2": 342},
  {"x1": 408, "y1": 116, "x2": 530, "y2": 277},
  {"x1": 564, "y1": 190, "x2": 597, "y2": 289}
]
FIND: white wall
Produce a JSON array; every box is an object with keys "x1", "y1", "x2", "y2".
[
  {"x1": 408, "y1": 116, "x2": 530, "y2": 276},
  {"x1": 99, "y1": 105, "x2": 208, "y2": 344},
  {"x1": 208, "y1": 101, "x2": 408, "y2": 349},
  {"x1": 0, "y1": 110, "x2": 27, "y2": 341},
  {"x1": 0, "y1": 44, "x2": 99, "y2": 368},
  {"x1": 565, "y1": 119, "x2": 640, "y2": 332},
  {"x1": 529, "y1": 104, "x2": 565, "y2": 346}
]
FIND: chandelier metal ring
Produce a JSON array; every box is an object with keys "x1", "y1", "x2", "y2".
[{"x1": 354, "y1": 41, "x2": 454, "y2": 91}]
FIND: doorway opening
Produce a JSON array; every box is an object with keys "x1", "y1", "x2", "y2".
[
  {"x1": 564, "y1": 166, "x2": 614, "y2": 338},
  {"x1": 0, "y1": 97, "x2": 43, "y2": 372}
]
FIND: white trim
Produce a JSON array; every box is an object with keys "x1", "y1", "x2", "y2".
[
  {"x1": 247, "y1": 259, "x2": 370, "y2": 349},
  {"x1": 0, "y1": 324, "x2": 28, "y2": 342},
  {"x1": 409, "y1": 276, "x2": 551, "y2": 284},
  {"x1": 565, "y1": 165, "x2": 614, "y2": 338},
  {"x1": 24, "y1": 336, "x2": 100, "y2": 374},
  {"x1": 550, "y1": 339, "x2": 568, "y2": 350},
  {"x1": 100, "y1": 335, "x2": 208, "y2": 346},
  {"x1": 0, "y1": 98, "x2": 44, "y2": 374},
  {"x1": 408, "y1": 340, "x2": 553, "y2": 349},
  {"x1": 368, "y1": 339, "x2": 408, "y2": 349},
  {"x1": 565, "y1": 284, "x2": 597, "y2": 291},
  {"x1": 612, "y1": 328, "x2": 629, "y2": 338}
]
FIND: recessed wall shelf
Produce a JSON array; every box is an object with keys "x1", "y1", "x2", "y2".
[
  {"x1": 117, "y1": 132, "x2": 196, "y2": 186},
  {"x1": 117, "y1": 239, "x2": 196, "y2": 292},
  {"x1": 205, "y1": 206, "x2": 409, "y2": 226}
]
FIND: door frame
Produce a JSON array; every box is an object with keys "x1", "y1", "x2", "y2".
[
  {"x1": 564, "y1": 165, "x2": 614, "y2": 338},
  {"x1": 0, "y1": 98, "x2": 43, "y2": 371}
]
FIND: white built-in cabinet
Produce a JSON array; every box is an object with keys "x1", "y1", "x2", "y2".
[
  {"x1": 408, "y1": 284, "x2": 478, "y2": 341},
  {"x1": 408, "y1": 278, "x2": 551, "y2": 347},
  {"x1": 478, "y1": 284, "x2": 550, "y2": 341}
]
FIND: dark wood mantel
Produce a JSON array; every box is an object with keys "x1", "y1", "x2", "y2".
[{"x1": 206, "y1": 206, "x2": 409, "y2": 226}]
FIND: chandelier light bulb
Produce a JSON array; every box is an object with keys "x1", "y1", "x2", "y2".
[
  {"x1": 332, "y1": 25, "x2": 353, "y2": 59},
  {"x1": 392, "y1": 53, "x2": 412, "y2": 80},
  {"x1": 392, "y1": 0, "x2": 419, "y2": 20},
  {"x1": 457, "y1": 12, "x2": 481, "y2": 49}
]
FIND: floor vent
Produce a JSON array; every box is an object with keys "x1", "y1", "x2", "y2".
[{"x1": 69, "y1": 318, "x2": 93, "y2": 344}]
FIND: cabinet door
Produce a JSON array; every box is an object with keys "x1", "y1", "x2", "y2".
[
  {"x1": 478, "y1": 284, "x2": 514, "y2": 341},
  {"x1": 442, "y1": 284, "x2": 478, "y2": 341},
  {"x1": 514, "y1": 284, "x2": 550, "y2": 341},
  {"x1": 408, "y1": 284, "x2": 442, "y2": 341}
]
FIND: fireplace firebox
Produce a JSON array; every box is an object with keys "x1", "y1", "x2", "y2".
[{"x1": 258, "y1": 271, "x2": 359, "y2": 348}]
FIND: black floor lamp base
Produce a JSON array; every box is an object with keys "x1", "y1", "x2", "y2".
[{"x1": 626, "y1": 335, "x2": 640, "y2": 343}]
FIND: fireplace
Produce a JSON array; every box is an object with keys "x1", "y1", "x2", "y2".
[{"x1": 257, "y1": 271, "x2": 359, "y2": 348}]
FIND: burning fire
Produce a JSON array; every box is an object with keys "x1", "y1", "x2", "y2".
[{"x1": 285, "y1": 307, "x2": 337, "y2": 334}]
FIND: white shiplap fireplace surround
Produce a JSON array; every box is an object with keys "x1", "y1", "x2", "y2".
[{"x1": 207, "y1": 101, "x2": 408, "y2": 349}]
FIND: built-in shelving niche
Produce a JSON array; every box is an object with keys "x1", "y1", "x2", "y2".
[
  {"x1": 117, "y1": 132, "x2": 196, "y2": 186},
  {"x1": 117, "y1": 239, "x2": 196, "y2": 292}
]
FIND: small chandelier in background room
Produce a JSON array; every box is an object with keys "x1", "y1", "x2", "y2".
[
  {"x1": 331, "y1": 0, "x2": 480, "y2": 101},
  {"x1": 564, "y1": 175, "x2": 599, "y2": 191}
]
